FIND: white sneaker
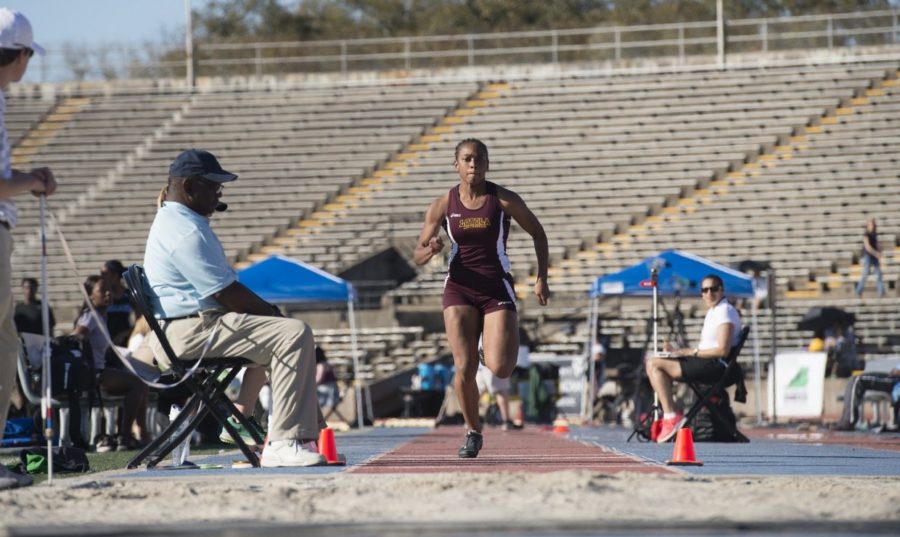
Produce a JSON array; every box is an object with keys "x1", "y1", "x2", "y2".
[{"x1": 261, "y1": 439, "x2": 326, "y2": 467}]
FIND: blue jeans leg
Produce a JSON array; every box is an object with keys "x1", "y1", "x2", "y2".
[
  {"x1": 874, "y1": 259, "x2": 885, "y2": 296},
  {"x1": 856, "y1": 255, "x2": 871, "y2": 295},
  {"x1": 856, "y1": 254, "x2": 885, "y2": 296}
]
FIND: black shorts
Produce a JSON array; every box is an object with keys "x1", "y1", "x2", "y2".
[{"x1": 679, "y1": 357, "x2": 728, "y2": 384}]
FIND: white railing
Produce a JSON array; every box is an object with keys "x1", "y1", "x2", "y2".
[{"x1": 22, "y1": 8, "x2": 900, "y2": 84}]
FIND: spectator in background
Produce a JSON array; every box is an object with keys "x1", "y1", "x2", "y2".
[
  {"x1": 476, "y1": 335, "x2": 523, "y2": 431},
  {"x1": 752, "y1": 269, "x2": 768, "y2": 310},
  {"x1": 14, "y1": 277, "x2": 54, "y2": 335},
  {"x1": 73, "y1": 275, "x2": 149, "y2": 452},
  {"x1": 514, "y1": 327, "x2": 532, "y2": 424},
  {"x1": 829, "y1": 324, "x2": 861, "y2": 378},
  {"x1": 591, "y1": 319, "x2": 610, "y2": 399},
  {"x1": 315, "y1": 346, "x2": 340, "y2": 411},
  {"x1": 834, "y1": 367, "x2": 900, "y2": 431},
  {"x1": 0, "y1": 8, "x2": 54, "y2": 491},
  {"x1": 101, "y1": 260, "x2": 134, "y2": 346},
  {"x1": 855, "y1": 218, "x2": 885, "y2": 297}
]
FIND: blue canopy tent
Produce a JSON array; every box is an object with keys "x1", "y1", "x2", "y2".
[
  {"x1": 238, "y1": 255, "x2": 365, "y2": 428},
  {"x1": 590, "y1": 250, "x2": 754, "y2": 299},
  {"x1": 586, "y1": 250, "x2": 762, "y2": 422}
]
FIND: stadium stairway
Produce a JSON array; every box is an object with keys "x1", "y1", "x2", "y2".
[
  {"x1": 239, "y1": 82, "x2": 510, "y2": 276},
  {"x1": 10, "y1": 97, "x2": 89, "y2": 169},
  {"x1": 550, "y1": 63, "x2": 900, "y2": 303}
]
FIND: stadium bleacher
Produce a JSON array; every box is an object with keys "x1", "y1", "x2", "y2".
[{"x1": 7, "y1": 59, "x2": 900, "y2": 381}]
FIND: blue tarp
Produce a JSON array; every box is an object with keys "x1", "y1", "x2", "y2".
[
  {"x1": 237, "y1": 255, "x2": 355, "y2": 304},
  {"x1": 590, "y1": 249, "x2": 754, "y2": 298}
]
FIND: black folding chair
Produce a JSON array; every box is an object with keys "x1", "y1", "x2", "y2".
[
  {"x1": 682, "y1": 325, "x2": 751, "y2": 443},
  {"x1": 123, "y1": 264, "x2": 265, "y2": 469}
]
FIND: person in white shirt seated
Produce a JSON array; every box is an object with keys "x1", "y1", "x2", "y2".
[{"x1": 646, "y1": 274, "x2": 742, "y2": 443}]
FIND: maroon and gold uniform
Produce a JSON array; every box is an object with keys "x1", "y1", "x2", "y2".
[{"x1": 442, "y1": 181, "x2": 516, "y2": 313}]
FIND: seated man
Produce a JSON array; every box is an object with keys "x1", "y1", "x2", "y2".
[
  {"x1": 834, "y1": 367, "x2": 900, "y2": 431},
  {"x1": 646, "y1": 274, "x2": 742, "y2": 443},
  {"x1": 143, "y1": 149, "x2": 324, "y2": 467}
]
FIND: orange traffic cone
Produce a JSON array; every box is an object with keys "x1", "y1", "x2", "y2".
[
  {"x1": 666, "y1": 427, "x2": 703, "y2": 466},
  {"x1": 317, "y1": 427, "x2": 346, "y2": 466},
  {"x1": 552, "y1": 418, "x2": 570, "y2": 434}
]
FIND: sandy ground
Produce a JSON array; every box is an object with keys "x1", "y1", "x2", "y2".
[{"x1": 1, "y1": 471, "x2": 899, "y2": 529}]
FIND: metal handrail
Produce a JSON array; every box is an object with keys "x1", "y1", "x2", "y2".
[{"x1": 23, "y1": 7, "x2": 900, "y2": 83}]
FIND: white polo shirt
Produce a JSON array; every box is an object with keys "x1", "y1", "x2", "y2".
[
  {"x1": 143, "y1": 201, "x2": 235, "y2": 318},
  {"x1": 698, "y1": 298, "x2": 742, "y2": 352}
]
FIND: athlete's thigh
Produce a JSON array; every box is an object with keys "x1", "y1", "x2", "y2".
[
  {"x1": 443, "y1": 305, "x2": 482, "y2": 378},
  {"x1": 481, "y1": 309, "x2": 518, "y2": 377}
]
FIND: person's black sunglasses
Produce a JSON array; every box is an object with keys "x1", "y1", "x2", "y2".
[
  {"x1": 701, "y1": 286, "x2": 721, "y2": 294},
  {"x1": 20, "y1": 47, "x2": 34, "y2": 58}
]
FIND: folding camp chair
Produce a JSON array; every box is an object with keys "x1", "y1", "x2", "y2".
[
  {"x1": 123, "y1": 264, "x2": 265, "y2": 469},
  {"x1": 682, "y1": 325, "x2": 751, "y2": 443}
]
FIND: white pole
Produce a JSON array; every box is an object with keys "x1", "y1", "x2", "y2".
[
  {"x1": 716, "y1": 0, "x2": 725, "y2": 69},
  {"x1": 652, "y1": 285, "x2": 658, "y2": 356},
  {"x1": 39, "y1": 195, "x2": 53, "y2": 484},
  {"x1": 347, "y1": 295, "x2": 364, "y2": 429},
  {"x1": 652, "y1": 270, "x2": 659, "y2": 418},
  {"x1": 751, "y1": 296, "x2": 763, "y2": 424},
  {"x1": 184, "y1": 0, "x2": 194, "y2": 88},
  {"x1": 583, "y1": 296, "x2": 597, "y2": 422}
]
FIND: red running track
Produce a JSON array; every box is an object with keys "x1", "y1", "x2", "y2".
[{"x1": 350, "y1": 426, "x2": 676, "y2": 475}]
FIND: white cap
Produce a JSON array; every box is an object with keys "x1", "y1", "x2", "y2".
[{"x1": 0, "y1": 8, "x2": 44, "y2": 56}]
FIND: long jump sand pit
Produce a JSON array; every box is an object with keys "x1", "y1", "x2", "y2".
[
  {"x1": 2, "y1": 425, "x2": 900, "y2": 531},
  {"x1": 1, "y1": 471, "x2": 899, "y2": 529}
]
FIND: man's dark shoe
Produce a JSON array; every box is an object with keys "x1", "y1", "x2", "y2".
[{"x1": 458, "y1": 430, "x2": 483, "y2": 459}]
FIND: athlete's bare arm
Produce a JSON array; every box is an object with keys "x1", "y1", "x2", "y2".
[
  {"x1": 497, "y1": 186, "x2": 550, "y2": 305},
  {"x1": 414, "y1": 194, "x2": 449, "y2": 266}
]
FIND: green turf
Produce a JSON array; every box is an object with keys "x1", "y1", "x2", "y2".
[{"x1": 2, "y1": 444, "x2": 228, "y2": 484}]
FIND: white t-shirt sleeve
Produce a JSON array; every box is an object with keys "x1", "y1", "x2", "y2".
[{"x1": 698, "y1": 302, "x2": 741, "y2": 351}]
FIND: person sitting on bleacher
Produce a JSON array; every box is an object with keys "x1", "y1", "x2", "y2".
[
  {"x1": 73, "y1": 275, "x2": 150, "y2": 451},
  {"x1": 646, "y1": 274, "x2": 742, "y2": 443},
  {"x1": 14, "y1": 277, "x2": 55, "y2": 336}
]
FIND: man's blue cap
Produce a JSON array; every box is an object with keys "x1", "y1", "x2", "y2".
[{"x1": 169, "y1": 149, "x2": 238, "y2": 183}]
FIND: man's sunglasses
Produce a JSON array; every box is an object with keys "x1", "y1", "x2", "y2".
[
  {"x1": 701, "y1": 285, "x2": 721, "y2": 294},
  {"x1": 191, "y1": 176, "x2": 224, "y2": 194}
]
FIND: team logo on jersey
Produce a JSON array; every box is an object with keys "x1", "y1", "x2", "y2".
[
  {"x1": 449, "y1": 213, "x2": 461, "y2": 218},
  {"x1": 459, "y1": 217, "x2": 490, "y2": 230}
]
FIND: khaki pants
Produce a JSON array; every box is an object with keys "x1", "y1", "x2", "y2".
[
  {"x1": 0, "y1": 226, "x2": 17, "y2": 443},
  {"x1": 148, "y1": 312, "x2": 320, "y2": 442}
]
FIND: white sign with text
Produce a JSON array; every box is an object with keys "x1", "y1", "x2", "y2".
[{"x1": 767, "y1": 351, "x2": 827, "y2": 418}]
